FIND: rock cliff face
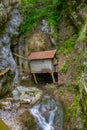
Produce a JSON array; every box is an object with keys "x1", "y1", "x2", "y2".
[
  {"x1": 14, "y1": 19, "x2": 56, "y2": 75},
  {"x1": 0, "y1": 0, "x2": 21, "y2": 93},
  {"x1": 13, "y1": 0, "x2": 87, "y2": 76},
  {"x1": 58, "y1": 0, "x2": 87, "y2": 43},
  {"x1": 57, "y1": 1, "x2": 87, "y2": 129},
  {"x1": 0, "y1": 0, "x2": 87, "y2": 129},
  {"x1": 0, "y1": 0, "x2": 87, "y2": 90}
]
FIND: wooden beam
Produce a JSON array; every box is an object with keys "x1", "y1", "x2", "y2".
[
  {"x1": 51, "y1": 72, "x2": 55, "y2": 83},
  {"x1": 32, "y1": 73, "x2": 38, "y2": 84},
  {"x1": 13, "y1": 53, "x2": 28, "y2": 60},
  {"x1": 0, "y1": 67, "x2": 10, "y2": 76}
]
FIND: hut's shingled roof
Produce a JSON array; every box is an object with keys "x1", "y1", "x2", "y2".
[{"x1": 28, "y1": 50, "x2": 56, "y2": 60}]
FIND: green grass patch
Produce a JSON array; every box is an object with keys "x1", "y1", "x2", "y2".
[
  {"x1": 68, "y1": 96, "x2": 81, "y2": 118},
  {"x1": 63, "y1": 38, "x2": 76, "y2": 55},
  {"x1": 63, "y1": 49, "x2": 70, "y2": 55},
  {"x1": 59, "y1": 88, "x2": 65, "y2": 95},
  {"x1": 78, "y1": 24, "x2": 87, "y2": 42},
  {"x1": 60, "y1": 61, "x2": 67, "y2": 73},
  {"x1": 19, "y1": 0, "x2": 61, "y2": 35}
]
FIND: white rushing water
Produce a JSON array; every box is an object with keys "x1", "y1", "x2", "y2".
[
  {"x1": 30, "y1": 105, "x2": 57, "y2": 130},
  {"x1": 29, "y1": 95, "x2": 63, "y2": 130}
]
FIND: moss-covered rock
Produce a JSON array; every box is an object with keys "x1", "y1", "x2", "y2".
[
  {"x1": 17, "y1": 110, "x2": 36, "y2": 130},
  {"x1": 15, "y1": 86, "x2": 43, "y2": 106},
  {"x1": 0, "y1": 3, "x2": 7, "y2": 28},
  {"x1": 4, "y1": 110, "x2": 36, "y2": 130},
  {"x1": 0, "y1": 70, "x2": 14, "y2": 98},
  {"x1": 45, "y1": 84, "x2": 83, "y2": 130}
]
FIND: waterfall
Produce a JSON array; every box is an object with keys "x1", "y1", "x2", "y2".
[
  {"x1": 29, "y1": 95, "x2": 63, "y2": 130},
  {"x1": 30, "y1": 105, "x2": 54, "y2": 130},
  {"x1": 49, "y1": 107, "x2": 57, "y2": 125}
]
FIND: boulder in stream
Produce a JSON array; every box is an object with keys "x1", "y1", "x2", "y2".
[{"x1": 13, "y1": 86, "x2": 43, "y2": 106}]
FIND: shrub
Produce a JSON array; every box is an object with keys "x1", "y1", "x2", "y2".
[
  {"x1": 78, "y1": 24, "x2": 87, "y2": 42},
  {"x1": 60, "y1": 61, "x2": 67, "y2": 73},
  {"x1": 63, "y1": 49, "x2": 69, "y2": 55},
  {"x1": 64, "y1": 38, "x2": 76, "y2": 49},
  {"x1": 68, "y1": 96, "x2": 81, "y2": 118}
]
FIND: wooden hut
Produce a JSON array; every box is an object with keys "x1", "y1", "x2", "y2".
[{"x1": 28, "y1": 50, "x2": 58, "y2": 84}]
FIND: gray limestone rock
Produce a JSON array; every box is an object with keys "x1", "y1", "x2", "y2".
[{"x1": 0, "y1": 2, "x2": 21, "y2": 88}]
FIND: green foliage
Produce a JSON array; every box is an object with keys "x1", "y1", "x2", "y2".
[
  {"x1": 79, "y1": 83, "x2": 87, "y2": 128},
  {"x1": 60, "y1": 61, "x2": 67, "y2": 73},
  {"x1": 83, "y1": 62, "x2": 87, "y2": 73},
  {"x1": 19, "y1": 0, "x2": 61, "y2": 34},
  {"x1": 78, "y1": 24, "x2": 87, "y2": 42},
  {"x1": 63, "y1": 49, "x2": 69, "y2": 55},
  {"x1": 57, "y1": 48, "x2": 63, "y2": 54},
  {"x1": 83, "y1": 49, "x2": 87, "y2": 58},
  {"x1": 62, "y1": 38, "x2": 76, "y2": 55},
  {"x1": 68, "y1": 96, "x2": 81, "y2": 118},
  {"x1": 59, "y1": 88, "x2": 64, "y2": 95},
  {"x1": 64, "y1": 38, "x2": 76, "y2": 49},
  {"x1": 0, "y1": 70, "x2": 14, "y2": 98}
]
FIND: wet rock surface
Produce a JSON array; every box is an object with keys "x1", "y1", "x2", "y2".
[
  {"x1": 13, "y1": 86, "x2": 43, "y2": 105},
  {"x1": 3, "y1": 110, "x2": 36, "y2": 130},
  {"x1": 0, "y1": 86, "x2": 43, "y2": 130},
  {"x1": 44, "y1": 84, "x2": 83, "y2": 130},
  {"x1": 29, "y1": 94, "x2": 63, "y2": 130}
]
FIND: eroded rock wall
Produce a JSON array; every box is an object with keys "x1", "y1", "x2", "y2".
[
  {"x1": 0, "y1": 0, "x2": 21, "y2": 92},
  {"x1": 14, "y1": 20, "x2": 56, "y2": 75}
]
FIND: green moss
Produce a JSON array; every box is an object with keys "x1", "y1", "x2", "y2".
[
  {"x1": 59, "y1": 88, "x2": 65, "y2": 95},
  {"x1": 18, "y1": 111, "x2": 36, "y2": 130},
  {"x1": 78, "y1": 24, "x2": 87, "y2": 42},
  {"x1": 63, "y1": 38, "x2": 76, "y2": 54},
  {"x1": 63, "y1": 49, "x2": 70, "y2": 55},
  {"x1": 60, "y1": 61, "x2": 67, "y2": 73},
  {"x1": 0, "y1": 71, "x2": 14, "y2": 98},
  {"x1": 78, "y1": 82, "x2": 87, "y2": 129},
  {"x1": 19, "y1": 0, "x2": 61, "y2": 35},
  {"x1": 57, "y1": 36, "x2": 77, "y2": 56},
  {"x1": 20, "y1": 78, "x2": 35, "y2": 86},
  {"x1": 0, "y1": 119, "x2": 10, "y2": 130},
  {"x1": 68, "y1": 96, "x2": 81, "y2": 117},
  {"x1": 83, "y1": 49, "x2": 87, "y2": 58}
]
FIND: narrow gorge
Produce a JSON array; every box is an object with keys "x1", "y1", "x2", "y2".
[{"x1": 0, "y1": 0, "x2": 87, "y2": 130}]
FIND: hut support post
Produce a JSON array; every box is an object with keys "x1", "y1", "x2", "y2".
[
  {"x1": 33, "y1": 73, "x2": 38, "y2": 84},
  {"x1": 51, "y1": 72, "x2": 55, "y2": 83}
]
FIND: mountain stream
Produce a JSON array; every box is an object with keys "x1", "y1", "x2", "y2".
[{"x1": 29, "y1": 95, "x2": 63, "y2": 130}]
